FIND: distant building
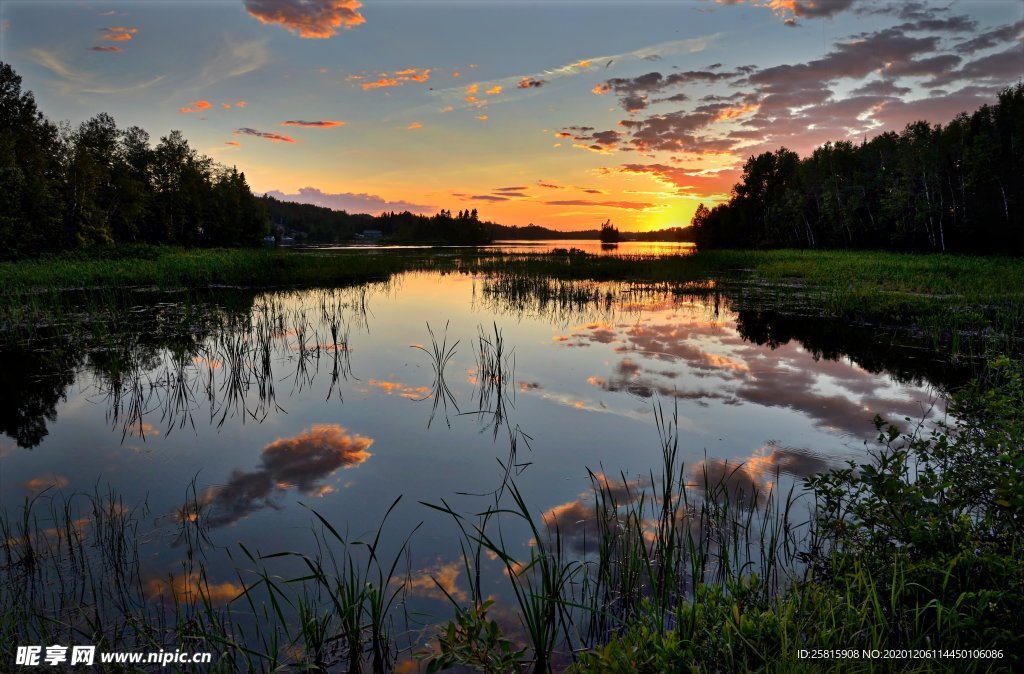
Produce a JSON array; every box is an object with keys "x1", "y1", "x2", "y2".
[{"x1": 360, "y1": 229, "x2": 383, "y2": 240}]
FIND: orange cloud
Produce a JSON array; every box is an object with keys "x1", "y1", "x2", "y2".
[
  {"x1": 465, "y1": 83, "x2": 478, "y2": 94},
  {"x1": 88, "y1": 45, "x2": 123, "y2": 53},
  {"x1": 394, "y1": 67, "x2": 431, "y2": 82},
  {"x1": 714, "y1": 103, "x2": 759, "y2": 121},
  {"x1": 711, "y1": 0, "x2": 852, "y2": 21},
  {"x1": 485, "y1": 85, "x2": 502, "y2": 95},
  {"x1": 452, "y1": 71, "x2": 460, "y2": 78},
  {"x1": 407, "y1": 121, "x2": 422, "y2": 130},
  {"x1": 591, "y1": 83, "x2": 611, "y2": 95},
  {"x1": 517, "y1": 77, "x2": 546, "y2": 89},
  {"x1": 235, "y1": 127, "x2": 296, "y2": 143},
  {"x1": 363, "y1": 77, "x2": 398, "y2": 90},
  {"x1": 221, "y1": 103, "x2": 232, "y2": 109},
  {"x1": 224, "y1": 141, "x2": 241, "y2": 146},
  {"x1": 281, "y1": 120, "x2": 346, "y2": 127},
  {"x1": 23, "y1": 474, "x2": 70, "y2": 494},
  {"x1": 235, "y1": 100, "x2": 247, "y2": 107},
  {"x1": 357, "y1": 67, "x2": 431, "y2": 90},
  {"x1": 243, "y1": 0, "x2": 365, "y2": 39},
  {"x1": 179, "y1": 100, "x2": 211, "y2": 113},
  {"x1": 477, "y1": 115, "x2": 488, "y2": 120},
  {"x1": 367, "y1": 378, "x2": 429, "y2": 399},
  {"x1": 128, "y1": 422, "x2": 161, "y2": 438},
  {"x1": 100, "y1": 26, "x2": 138, "y2": 41},
  {"x1": 146, "y1": 571, "x2": 242, "y2": 604},
  {"x1": 404, "y1": 559, "x2": 467, "y2": 602}
]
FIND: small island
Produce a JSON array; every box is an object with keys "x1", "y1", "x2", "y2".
[{"x1": 598, "y1": 219, "x2": 620, "y2": 244}]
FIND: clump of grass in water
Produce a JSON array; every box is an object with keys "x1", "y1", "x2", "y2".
[
  {"x1": 471, "y1": 321, "x2": 516, "y2": 439},
  {"x1": 412, "y1": 321, "x2": 461, "y2": 428}
]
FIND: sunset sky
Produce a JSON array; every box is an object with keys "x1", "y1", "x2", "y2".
[{"x1": 2, "y1": 0, "x2": 1021, "y2": 231}]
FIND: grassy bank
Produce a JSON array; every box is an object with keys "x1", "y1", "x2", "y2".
[
  {"x1": 3, "y1": 245, "x2": 1021, "y2": 357},
  {"x1": 3, "y1": 246, "x2": 1022, "y2": 308},
  {"x1": 453, "y1": 249, "x2": 1024, "y2": 338},
  {"x1": 0, "y1": 246, "x2": 417, "y2": 291}
]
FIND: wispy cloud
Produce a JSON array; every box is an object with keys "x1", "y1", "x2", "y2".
[
  {"x1": 281, "y1": 120, "x2": 346, "y2": 127},
  {"x1": 235, "y1": 127, "x2": 296, "y2": 143},
  {"x1": 88, "y1": 46, "x2": 123, "y2": 53},
  {"x1": 200, "y1": 38, "x2": 268, "y2": 87},
  {"x1": 543, "y1": 199, "x2": 656, "y2": 211},
  {"x1": 244, "y1": 0, "x2": 365, "y2": 38},
  {"x1": 30, "y1": 48, "x2": 165, "y2": 96},
  {"x1": 428, "y1": 35, "x2": 719, "y2": 112}
]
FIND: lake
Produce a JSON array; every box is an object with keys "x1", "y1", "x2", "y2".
[{"x1": 0, "y1": 262, "x2": 955, "y2": 665}]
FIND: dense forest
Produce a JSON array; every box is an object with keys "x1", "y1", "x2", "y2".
[
  {"x1": 691, "y1": 84, "x2": 1024, "y2": 253},
  {"x1": 0, "y1": 63, "x2": 268, "y2": 258}
]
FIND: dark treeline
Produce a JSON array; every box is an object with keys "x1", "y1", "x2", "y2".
[
  {"x1": 0, "y1": 63, "x2": 268, "y2": 258},
  {"x1": 692, "y1": 84, "x2": 1024, "y2": 253},
  {"x1": 264, "y1": 195, "x2": 695, "y2": 245},
  {"x1": 263, "y1": 197, "x2": 493, "y2": 244},
  {"x1": 488, "y1": 223, "x2": 694, "y2": 242}
]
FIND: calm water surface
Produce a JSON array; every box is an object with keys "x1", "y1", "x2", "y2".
[{"x1": 0, "y1": 269, "x2": 945, "y2": 641}]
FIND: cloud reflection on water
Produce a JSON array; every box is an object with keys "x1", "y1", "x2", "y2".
[
  {"x1": 690, "y1": 442, "x2": 830, "y2": 509},
  {"x1": 198, "y1": 424, "x2": 372, "y2": 528},
  {"x1": 563, "y1": 309, "x2": 935, "y2": 438}
]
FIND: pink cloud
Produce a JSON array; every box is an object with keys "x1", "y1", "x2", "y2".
[{"x1": 264, "y1": 186, "x2": 432, "y2": 215}]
